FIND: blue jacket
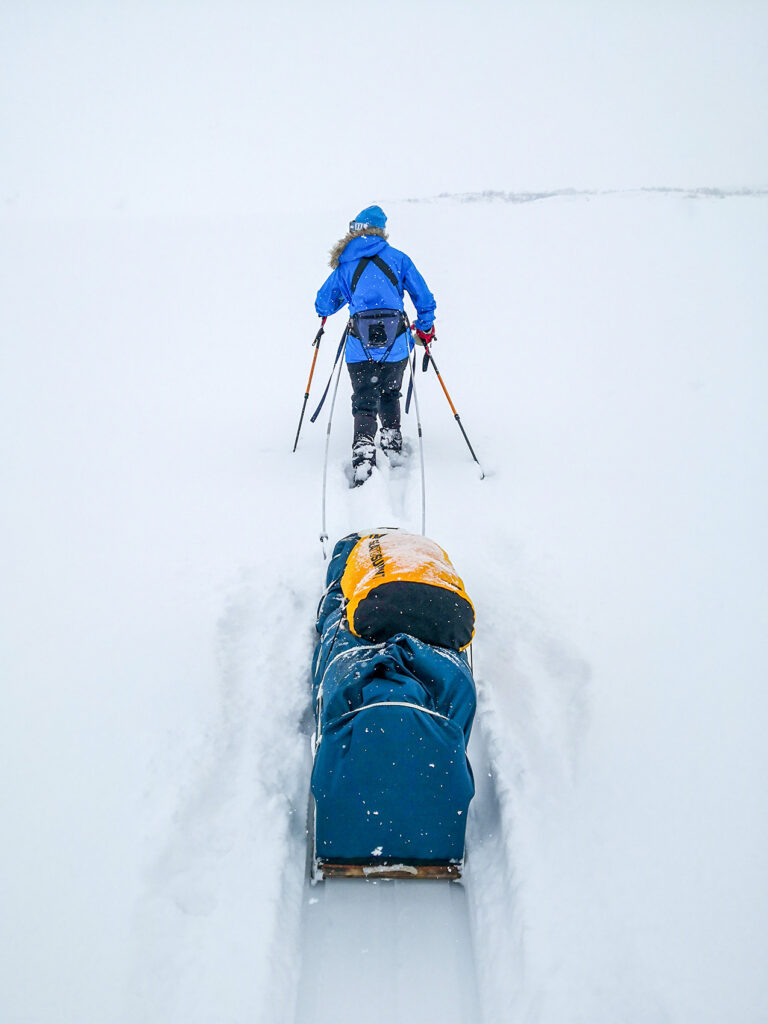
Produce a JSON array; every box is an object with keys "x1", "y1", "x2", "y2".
[{"x1": 315, "y1": 234, "x2": 436, "y2": 363}]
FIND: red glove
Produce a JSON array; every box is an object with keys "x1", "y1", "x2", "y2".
[{"x1": 414, "y1": 325, "x2": 435, "y2": 346}]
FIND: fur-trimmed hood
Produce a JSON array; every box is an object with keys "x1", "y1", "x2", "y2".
[{"x1": 329, "y1": 226, "x2": 389, "y2": 269}]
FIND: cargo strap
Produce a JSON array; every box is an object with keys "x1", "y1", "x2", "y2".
[
  {"x1": 316, "y1": 698, "x2": 447, "y2": 752},
  {"x1": 338, "y1": 701, "x2": 449, "y2": 723},
  {"x1": 316, "y1": 695, "x2": 449, "y2": 753},
  {"x1": 350, "y1": 254, "x2": 400, "y2": 294}
]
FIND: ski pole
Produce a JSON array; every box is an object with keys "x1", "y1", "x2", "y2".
[
  {"x1": 422, "y1": 338, "x2": 485, "y2": 479},
  {"x1": 292, "y1": 317, "x2": 327, "y2": 452}
]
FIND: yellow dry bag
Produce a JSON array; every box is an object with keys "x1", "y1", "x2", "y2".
[{"x1": 340, "y1": 531, "x2": 475, "y2": 651}]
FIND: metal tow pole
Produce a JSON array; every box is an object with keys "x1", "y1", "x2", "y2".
[
  {"x1": 405, "y1": 343, "x2": 427, "y2": 535},
  {"x1": 319, "y1": 348, "x2": 346, "y2": 558}
]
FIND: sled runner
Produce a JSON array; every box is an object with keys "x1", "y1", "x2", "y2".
[{"x1": 310, "y1": 530, "x2": 476, "y2": 882}]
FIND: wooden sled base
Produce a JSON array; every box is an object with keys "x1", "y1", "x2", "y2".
[{"x1": 313, "y1": 858, "x2": 463, "y2": 881}]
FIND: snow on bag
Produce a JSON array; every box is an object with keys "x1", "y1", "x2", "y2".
[
  {"x1": 311, "y1": 530, "x2": 476, "y2": 879},
  {"x1": 341, "y1": 531, "x2": 475, "y2": 651}
]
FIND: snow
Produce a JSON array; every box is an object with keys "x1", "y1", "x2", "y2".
[{"x1": 2, "y1": 4, "x2": 768, "y2": 1024}]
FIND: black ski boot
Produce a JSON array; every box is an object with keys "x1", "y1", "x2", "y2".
[
  {"x1": 379, "y1": 426, "x2": 402, "y2": 457},
  {"x1": 352, "y1": 436, "x2": 376, "y2": 486}
]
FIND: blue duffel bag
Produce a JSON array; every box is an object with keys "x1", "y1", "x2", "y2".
[{"x1": 311, "y1": 531, "x2": 476, "y2": 872}]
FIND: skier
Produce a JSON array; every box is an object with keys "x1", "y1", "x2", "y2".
[{"x1": 315, "y1": 205, "x2": 436, "y2": 485}]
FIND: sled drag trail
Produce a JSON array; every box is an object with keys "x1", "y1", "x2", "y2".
[
  {"x1": 295, "y1": 872, "x2": 481, "y2": 1024},
  {"x1": 326, "y1": 444, "x2": 423, "y2": 545}
]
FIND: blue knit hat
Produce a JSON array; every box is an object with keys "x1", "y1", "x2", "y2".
[{"x1": 349, "y1": 205, "x2": 387, "y2": 233}]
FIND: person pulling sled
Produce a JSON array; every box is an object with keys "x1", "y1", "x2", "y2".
[{"x1": 315, "y1": 205, "x2": 436, "y2": 485}]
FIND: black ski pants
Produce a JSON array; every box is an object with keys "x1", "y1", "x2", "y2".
[{"x1": 347, "y1": 357, "x2": 408, "y2": 444}]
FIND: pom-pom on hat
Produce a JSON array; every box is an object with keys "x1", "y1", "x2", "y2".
[{"x1": 349, "y1": 205, "x2": 387, "y2": 233}]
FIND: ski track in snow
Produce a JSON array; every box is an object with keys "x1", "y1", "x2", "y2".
[
  {"x1": 293, "y1": 444, "x2": 593, "y2": 1024},
  {"x1": 126, "y1": 435, "x2": 460, "y2": 1024},
  {"x1": 465, "y1": 578, "x2": 592, "y2": 1023},
  {"x1": 295, "y1": 857, "x2": 481, "y2": 1024},
  {"x1": 127, "y1": 564, "x2": 315, "y2": 1024},
  {"x1": 289, "y1": 565, "x2": 592, "y2": 1024},
  {"x1": 126, "y1": 422, "x2": 594, "y2": 1024},
  {"x1": 327, "y1": 436, "x2": 425, "y2": 543}
]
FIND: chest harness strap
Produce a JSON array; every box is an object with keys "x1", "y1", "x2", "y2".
[{"x1": 350, "y1": 254, "x2": 400, "y2": 294}]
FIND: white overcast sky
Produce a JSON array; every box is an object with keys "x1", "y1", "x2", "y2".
[{"x1": 1, "y1": 0, "x2": 767, "y2": 218}]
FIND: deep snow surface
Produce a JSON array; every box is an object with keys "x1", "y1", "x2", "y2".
[
  {"x1": 3, "y1": 190, "x2": 766, "y2": 1024},
  {"x1": 2, "y1": 5, "x2": 768, "y2": 1023}
]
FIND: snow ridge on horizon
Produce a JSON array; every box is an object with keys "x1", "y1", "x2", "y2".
[{"x1": 403, "y1": 186, "x2": 768, "y2": 205}]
